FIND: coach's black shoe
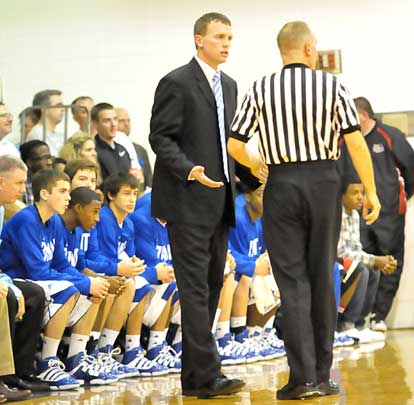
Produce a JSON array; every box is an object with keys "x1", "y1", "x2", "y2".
[
  {"x1": 318, "y1": 380, "x2": 340, "y2": 395},
  {"x1": 4, "y1": 374, "x2": 50, "y2": 392},
  {"x1": 0, "y1": 380, "x2": 31, "y2": 401},
  {"x1": 197, "y1": 376, "x2": 245, "y2": 399},
  {"x1": 276, "y1": 382, "x2": 322, "y2": 400},
  {"x1": 183, "y1": 376, "x2": 245, "y2": 398}
]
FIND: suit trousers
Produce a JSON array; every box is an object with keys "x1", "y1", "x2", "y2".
[
  {"x1": 167, "y1": 218, "x2": 229, "y2": 390},
  {"x1": 7, "y1": 281, "x2": 45, "y2": 377},
  {"x1": 361, "y1": 214, "x2": 405, "y2": 321},
  {"x1": 263, "y1": 161, "x2": 341, "y2": 385}
]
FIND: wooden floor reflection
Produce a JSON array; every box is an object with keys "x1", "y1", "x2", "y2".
[{"x1": 12, "y1": 330, "x2": 414, "y2": 405}]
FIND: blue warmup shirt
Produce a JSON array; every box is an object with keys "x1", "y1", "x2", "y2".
[
  {"x1": 96, "y1": 205, "x2": 135, "y2": 262},
  {"x1": 229, "y1": 194, "x2": 266, "y2": 279},
  {"x1": 82, "y1": 227, "x2": 118, "y2": 276},
  {"x1": 0, "y1": 205, "x2": 91, "y2": 295},
  {"x1": 130, "y1": 192, "x2": 171, "y2": 285}
]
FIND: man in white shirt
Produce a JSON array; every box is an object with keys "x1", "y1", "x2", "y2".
[
  {"x1": 0, "y1": 104, "x2": 20, "y2": 158},
  {"x1": 26, "y1": 90, "x2": 65, "y2": 156}
]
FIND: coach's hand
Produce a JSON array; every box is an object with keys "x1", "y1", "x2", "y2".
[
  {"x1": 363, "y1": 191, "x2": 381, "y2": 225},
  {"x1": 90, "y1": 277, "x2": 110, "y2": 299},
  {"x1": 190, "y1": 166, "x2": 224, "y2": 188}
]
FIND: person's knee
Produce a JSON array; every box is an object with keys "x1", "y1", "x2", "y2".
[{"x1": 6, "y1": 288, "x2": 18, "y2": 317}]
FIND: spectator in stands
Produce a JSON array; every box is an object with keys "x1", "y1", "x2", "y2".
[
  {"x1": 0, "y1": 103, "x2": 19, "y2": 158},
  {"x1": 116, "y1": 107, "x2": 153, "y2": 188},
  {"x1": 26, "y1": 89, "x2": 65, "y2": 156},
  {"x1": 92, "y1": 103, "x2": 132, "y2": 180},
  {"x1": 53, "y1": 157, "x2": 66, "y2": 172},
  {"x1": 71, "y1": 96, "x2": 95, "y2": 136},
  {"x1": 20, "y1": 140, "x2": 53, "y2": 205},
  {"x1": 19, "y1": 108, "x2": 40, "y2": 141},
  {"x1": 60, "y1": 133, "x2": 98, "y2": 164}
]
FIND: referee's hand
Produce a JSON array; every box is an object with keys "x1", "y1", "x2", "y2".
[{"x1": 363, "y1": 191, "x2": 381, "y2": 225}]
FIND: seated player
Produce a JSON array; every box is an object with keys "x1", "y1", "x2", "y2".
[
  {"x1": 96, "y1": 173, "x2": 168, "y2": 376},
  {"x1": 130, "y1": 191, "x2": 181, "y2": 373},
  {"x1": 228, "y1": 183, "x2": 285, "y2": 359},
  {"x1": 58, "y1": 186, "x2": 139, "y2": 380},
  {"x1": 0, "y1": 169, "x2": 110, "y2": 390}
]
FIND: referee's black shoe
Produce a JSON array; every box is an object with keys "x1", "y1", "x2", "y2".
[{"x1": 276, "y1": 382, "x2": 322, "y2": 400}]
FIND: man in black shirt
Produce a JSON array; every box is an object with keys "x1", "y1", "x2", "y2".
[{"x1": 92, "y1": 103, "x2": 131, "y2": 180}]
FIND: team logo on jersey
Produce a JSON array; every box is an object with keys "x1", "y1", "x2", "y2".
[
  {"x1": 372, "y1": 143, "x2": 385, "y2": 153},
  {"x1": 80, "y1": 233, "x2": 91, "y2": 251},
  {"x1": 156, "y1": 244, "x2": 172, "y2": 261},
  {"x1": 248, "y1": 238, "x2": 259, "y2": 257},
  {"x1": 41, "y1": 238, "x2": 56, "y2": 261},
  {"x1": 119, "y1": 151, "x2": 126, "y2": 157},
  {"x1": 65, "y1": 247, "x2": 79, "y2": 267}
]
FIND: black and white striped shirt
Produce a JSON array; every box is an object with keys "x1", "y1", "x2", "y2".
[{"x1": 230, "y1": 63, "x2": 360, "y2": 164}]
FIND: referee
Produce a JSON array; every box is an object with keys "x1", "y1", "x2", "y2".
[{"x1": 228, "y1": 21, "x2": 381, "y2": 400}]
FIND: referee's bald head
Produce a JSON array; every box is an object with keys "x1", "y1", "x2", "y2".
[{"x1": 277, "y1": 21, "x2": 315, "y2": 56}]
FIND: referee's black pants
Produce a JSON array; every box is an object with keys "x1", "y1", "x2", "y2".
[
  {"x1": 360, "y1": 213, "x2": 405, "y2": 322},
  {"x1": 263, "y1": 161, "x2": 341, "y2": 385},
  {"x1": 6, "y1": 281, "x2": 45, "y2": 377}
]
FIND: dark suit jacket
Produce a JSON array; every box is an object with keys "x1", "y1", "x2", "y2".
[{"x1": 149, "y1": 58, "x2": 238, "y2": 226}]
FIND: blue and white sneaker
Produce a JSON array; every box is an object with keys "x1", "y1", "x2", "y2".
[
  {"x1": 171, "y1": 341, "x2": 182, "y2": 357},
  {"x1": 65, "y1": 352, "x2": 118, "y2": 385},
  {"x1": 37, "y1": 356, "x2": 80, "y2": 391},
  {"x1": 333, "y1": 331, "x2": 359, "y2": 347},
  {"x1": 261, "y1": 328, "x2": 286, "y2": 357},
  {"x1": 234, "y1": 329, "x2": 261, "y2": 363},
  {"x1": 122, "y1": 346, "x2": 169, "y2": 377},
  {"x1": 146, "y1": 342, "x2": 181, "y2": 374},
  {"x1": 250, "y1": 332, "x2": 281, "y2": 360},
  {"x1": 217, "y1": 333, "x2": 247, "y2": 365},
  {"x1": 97, "y1": 345, "x2": 140, "y2": 379}
]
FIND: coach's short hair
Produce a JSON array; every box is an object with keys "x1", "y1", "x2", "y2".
[{"x1": 0, "y1": 155, "x2": 27, "y2": 175}]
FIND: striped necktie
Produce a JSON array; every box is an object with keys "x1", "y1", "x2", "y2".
[{"x1": 213, "y1": 70, "x2": 230, "y2": 182}]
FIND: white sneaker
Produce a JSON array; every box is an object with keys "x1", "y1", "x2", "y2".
[
  {"x1": 371, "y1": 320, "x2": 387, "y2": 332},
  {"x1": 346, "y1": 328, "x2": 385, "y2": 344}
]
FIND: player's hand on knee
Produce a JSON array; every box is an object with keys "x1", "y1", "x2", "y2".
[
  {"x1": 107, "y1": 276, "x2": 127, "y2": 295},
  {"x1": 254, "y1": 254, "x2": 271, "y2": 276},
  {"x1": 90, "y1": 277, "x2": 110, "y2": 299},
  {"x1": 118, "y1": 258, "x2": 145, "y2": 277},
  {"x1": 156, "y1": 263, "x2": 175, "y2": 283}
]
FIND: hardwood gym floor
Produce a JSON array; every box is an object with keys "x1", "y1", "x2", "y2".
[{"x1": 10, "y1": 329, "x2": 414, "y2": 405}]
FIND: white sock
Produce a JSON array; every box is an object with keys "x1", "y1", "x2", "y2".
[
  {"x1": 90, "y1": 331, "x2": 101, "y2": 341},
  {"x1": 230, "y1": 316, "x2": 246, "y2": 329},
  {"x1": 67, "y1": 333, "x2": 89, "y2": 358},
  {"x1": 97, "y1": 328, "x2": 119, "y2": 350},
  {"x1": 41, "y1": 336, "x2": 61, "y2": 359},
  {"x1": 172, "y1": 326, "x2": 182, "y2": 346},
  {"x1": 125, "y1": 334, "x2": 141, "y2": 352},
  {"x1": 216, "y1": 321, "x2": 230, "y2": 339},
  {"x1": 256, "y1": 326, "x2": 264, "y2": 335},
  {"x1": 264, "y1": 316, "x2": 275, "y2": 332},
  {"x1": 148, "y1": 329, "x2": 167, "y2": 351},
  {"x1": 247, "y1": 326, "x2": 257, "y2": 337}
]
